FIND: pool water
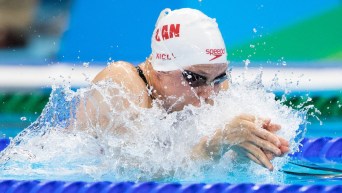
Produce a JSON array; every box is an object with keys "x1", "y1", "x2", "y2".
[
  {"x1": 1, "y1": 116, "x2": 342, "y2": 138},
  {"x1": 0, "y1": 136, "x2": 342, "y2": 185},
  {"x1": 0, "y1": 117, "x2": 341, "y2": 184}
]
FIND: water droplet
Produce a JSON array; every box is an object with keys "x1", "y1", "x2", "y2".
[
  {"x1": 253, "y1": 28, "x2": 257, "y2": 33},
  {"x1": 83, "y1": 62, "x2": 90, "y2": 68},
  {"x1": 244, "y1": 59, "x2": 250, "y2": 66}
]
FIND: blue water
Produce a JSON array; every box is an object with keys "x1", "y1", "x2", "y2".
[
  {"x1": 1, "y1": 115, "x2": 341, "y2": 138},
  {"x1": 1, "y1": 115, "x2": 342, "y2": 185}
]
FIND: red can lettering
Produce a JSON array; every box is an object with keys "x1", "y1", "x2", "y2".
[{"x1": 155, "y1": 24, "x2": 180, "y2": 42}]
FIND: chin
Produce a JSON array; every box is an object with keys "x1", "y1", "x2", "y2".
[
  {"x1": 164, "y1": 98, "x2": 201, "y2": 112},
  {"x1": 204, "y1": 98, "x2": 214, "y2": 106},
  {"x1": 178, "y1": 100, "x2": 201, "y2": 111},
  {"x1": 167, "y1": 104, "x2": 186, "y2": 112},
  {"x1": 164, "y1": 102, "x2": 188, "y2": 112}
]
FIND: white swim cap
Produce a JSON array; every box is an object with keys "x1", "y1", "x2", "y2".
[{"x1": 151, "y1": 8, "x2": 227, "y2": 71}]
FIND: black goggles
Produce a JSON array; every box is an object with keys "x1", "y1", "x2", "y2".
[{"x1": 182, "y1": 70, "x2": 228, "y2": 87}]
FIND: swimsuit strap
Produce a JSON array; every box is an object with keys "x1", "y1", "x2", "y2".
[{"x1": 136, "y1": 66, "x2": 149, "y2": 86}]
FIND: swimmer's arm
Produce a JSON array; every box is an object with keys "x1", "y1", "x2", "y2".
[
  {"x1": 93, "y1": 61, "x2": 151, "y2": 108},
  {"x1": 72, "y1": 61, "x2": 149, "y2": 133},
  {"x1": 70, "y1": 86, "x2": 115, "y2": 134},
  {"x1": 191, "y1": 130, "x2": 225, "y2": 161}
]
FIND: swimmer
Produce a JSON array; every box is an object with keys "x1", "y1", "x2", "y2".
[{"x1": 76, "y1": 8, "x2": 289, "y2": 171}]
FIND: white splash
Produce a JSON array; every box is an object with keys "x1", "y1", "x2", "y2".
[{"x1": 0, "y1": 69, "x2": 306, "y2": 183}]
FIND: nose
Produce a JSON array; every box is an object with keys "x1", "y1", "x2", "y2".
[
  {"x1": 197, "y1": 82, "x2": 222, "y2": 98},
  {"x1": 196, "y1": 85, "x2": 215, "y2": 99}
]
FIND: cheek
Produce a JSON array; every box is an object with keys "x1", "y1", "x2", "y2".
[
  {"x1": 162, "y1": 84, "x2": 189, "y2": 97},
  {"x1": 154, "y1": 75, "x2": 200, "y2": 106},
  {"x1": 165, "y1": 89, "x2": 201, "y2": 111},
  {"x1": 163, "y1": 84, "x2": 198, "y2": 103},
  {"x1": 219, "y1": 80, "x2": 229, "y2": 91},
  {"x1": 213, "y1": 85, "x2": 221, "y2": 93},
  {"x1": 177, "y1": 87, "x2": 201, "y2": 106}
]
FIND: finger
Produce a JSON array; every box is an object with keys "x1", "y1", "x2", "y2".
[
  {"x1": 249, "y1": 135, "x2": 281, "y2": 156},
  {"x1": 280, "y1": 145, "x2": 290, "y2": 154},
  {"x1": 264, "y1": 151, "x2": 274, "y2": 160},
  {"x1": 240, "y1": 142, "x2": 274, "y2": 171},
  {"x1": 266, "y1": 123, "x2": 281, "y2": 132},
  {"x1": 238, "y1": 115, "x2": 276, "y2": 131},
  {"x1": 237, "y1": 114, "x2": 256, "y2": 122},
  {"x1": 246, "y1": 152, "x2": 261, "y2": 165},
  {"x1": 254, "y1": 116, "x2": 272, "y2": 129},
  {"x1": 254, "y1": 128, "x2": 281, "y2": 147},
  {"x1": 279, "y1": 136, "x2": 289, "y2": 147},
  {"x1": 262, "y1": 119, "x2": 271, "y2": 129},
  {"x1": 240, "y1": 143, "x2": 274, "y2": 170},
  {"x1": 236, "y1": 144, "x2": 262, "y2": 164},
  {"x1": 239, "y1": 115, "x2": 272, "y2": 131},
  {"x1": 242, "y1": 120, "x2": 281, "y2": 147}
]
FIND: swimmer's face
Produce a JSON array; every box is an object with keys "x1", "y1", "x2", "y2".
[{"x1": 151, "y1": 63, "x2": 228, "y2": 112}]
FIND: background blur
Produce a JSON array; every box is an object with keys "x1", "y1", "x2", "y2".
[
  {"x1": 1, "y1": 0, "x2": 342, "y2": 64},
  {"x1": 0, "y1": 0, "x2": 341, "y2": 136}
]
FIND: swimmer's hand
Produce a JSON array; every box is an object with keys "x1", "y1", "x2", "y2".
[
  {"x1": 260, "y1": 119, "x2": 289, "y2": 161},
  {"x1": 191, "y1": 114, "x2": 289, "y2": 171},
  {"x1": 225, "y1": 114, "x2": 289, "y2": 170}
]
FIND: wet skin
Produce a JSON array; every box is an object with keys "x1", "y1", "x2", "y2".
[
  {"x1": 145, "y1": 63, "x2": 228, "y2": 112},
  {"x1": 86, "y1": 60, "x2": 290, "y2": 170}
]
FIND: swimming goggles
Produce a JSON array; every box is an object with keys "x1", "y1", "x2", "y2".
[{"x1": 182, "y1": 70, "x2": 228, "y2": 87}]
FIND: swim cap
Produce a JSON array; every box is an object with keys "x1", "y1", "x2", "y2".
[{"x1": 151, "y1": 8, "x2": 227, "y2": 71}]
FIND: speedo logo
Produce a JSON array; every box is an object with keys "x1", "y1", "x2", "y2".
[
  {"x1": 155, "y1": 24, "x2": 180, "y2": 41},
  {"x1": 206, "y1": 48, "x2": 226, "y2": 61}
]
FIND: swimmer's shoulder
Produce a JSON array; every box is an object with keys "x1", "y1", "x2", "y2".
[
  {"x1": 93, "y1": 61, "x2": 151, "y2": 107},
  {"x1": 93, "y1": 61, "x2": 137, "y2": 82}
]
